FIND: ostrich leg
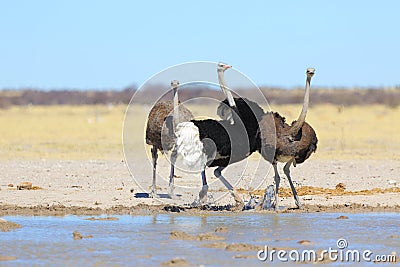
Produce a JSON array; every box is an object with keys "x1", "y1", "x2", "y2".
[
  {"x1": 191, "y1": 170, "x2": 208, "y2": 207},
  {"x1": 167, "y1": 148, "x2": 178, "y2": 198},
  {"x1": 198, "y1": 170, "x2": 209, "y2": 204},
  {"x1": 214, "y1": 166, "x2": 243, "y2": 205},
  {"x1": 150, "y1": 146, "x2": 158, "y2": 198},
  {"x1": 272, "y1": 163, "x2": 280, "y2": 211},
  {"x1": 283, "y1": 160, "x2": 302, "y2": 209}
]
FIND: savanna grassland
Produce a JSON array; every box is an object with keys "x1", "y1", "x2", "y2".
[{"x1": 0, "y1": 104, "x2": 399, "y2": 161}]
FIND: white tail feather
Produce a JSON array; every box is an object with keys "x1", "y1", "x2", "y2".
[{"x1": 175, "y1": 122, "x2": 207, "y2": 170}]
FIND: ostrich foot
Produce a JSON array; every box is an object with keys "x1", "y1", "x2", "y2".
[
  {"x1": 191, "y1": 185, "x2": 209, "y2": 207},
  {"x1": 167, "y1": 185, "x2": 179, "y2": 199},
  {"x1": 294, "y1": 196, "x2": 302, "y2": 209},
  {"x1": 230, "y1": 190, "x2": 243, "y2": 203},
  {"x1": 198, "y1": 185, "x2": 209, "y2": 204},
  {"x1": 149, "y1": 189, "x2": 157, "y2": 198},
  {"x1": 230, "y1": 190, "x2": 244, "y2": 210}
]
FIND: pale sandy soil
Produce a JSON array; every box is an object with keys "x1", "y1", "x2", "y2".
[
  {"x1": 0, "y1": 104, "x2": 399, "y2": 215},
  {"x1": 0, "y1": 158, "x2": 399, "y2": 215}
]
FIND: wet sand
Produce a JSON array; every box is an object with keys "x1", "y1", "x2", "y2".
[
  {"x1": 0, "y1": 218, "x2": 22, "y2": 231},
  {"x1": 0, "y1": 159, "x2": 399, "y2": 216},
  {"x1": 1, "y1": 202, "x2": 399, "y2": 217}
]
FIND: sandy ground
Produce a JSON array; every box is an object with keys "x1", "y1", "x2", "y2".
[
  {"x1": 0, "y1": 104, "x2": 399, "y2": 215},
  {"x1": 0, "y1": 158, "x2": 399, "y2": 215}
]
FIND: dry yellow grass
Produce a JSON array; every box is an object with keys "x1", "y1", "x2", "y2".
[
  {"x1": 0, "y1": 104, "x2": 399, "y2": 160},
  {"x1": 0, "y1": 105, "x2": 127, "y2": 160},
  {"x1": 285, "y1": 104, "x2": 400, "y2": 160}
]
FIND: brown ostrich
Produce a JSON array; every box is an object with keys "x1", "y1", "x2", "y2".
[
  {"x1": 258, "y1": 68, "x2": 317, "y2": 210},
  {"x1": 145, "y1": 80, "x2": 193, "y2": 198}
]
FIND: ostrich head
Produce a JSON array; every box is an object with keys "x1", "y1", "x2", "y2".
[
  {"x1": 217, "y1": 62, "x2": 232, "y2": 72},
  {"x1": 171, "y1": 80, "x2": 179, "y2": 90},
  {"x1": 306, "y1": 68, "x2": 315, "y2": 79}
]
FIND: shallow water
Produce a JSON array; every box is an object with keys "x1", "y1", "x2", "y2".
[{"x1": 1, "y1": 213, "x2": 399, "y2": 266}]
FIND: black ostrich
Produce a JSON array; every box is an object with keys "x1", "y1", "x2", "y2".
[{"x1": 175, "y1": 63, "x2": 265, "y2": 205}]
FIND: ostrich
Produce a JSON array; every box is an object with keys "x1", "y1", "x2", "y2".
[
  {"x1": 258, "y1": 68, "x2": 317, "y2": 210},
  {"x1": 175, "y1": 63, "x2": 265, "y2": 205},
  {"x1": 145, "y1": 80, "x2": 193, "y2": 198}
]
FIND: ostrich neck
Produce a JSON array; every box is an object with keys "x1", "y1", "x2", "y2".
[
  {"x1": 290, "y1": 76, "x2": 311, "y2": 135},
  {"x1": 218, "y1": 70, "x2": 236, "y2": 108},
  {"x1": 173, "y1": 88, "x2": 179, "y2": 130}
]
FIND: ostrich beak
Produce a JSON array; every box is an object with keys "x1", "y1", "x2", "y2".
[{"x1": 306, "y1": 68, "x2": 315, "y2": 77}]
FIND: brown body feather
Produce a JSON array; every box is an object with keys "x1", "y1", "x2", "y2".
[
  {"x1": 146, "y1": 101, "x2": 193, "y2": 152},
  {"x1": 259, "y1": 112, "x2": 318, "y2": 166}
]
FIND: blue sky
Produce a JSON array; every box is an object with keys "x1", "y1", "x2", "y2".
[{"x1": 0, "y1": 1, "x2": 399, "y2": 89}]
